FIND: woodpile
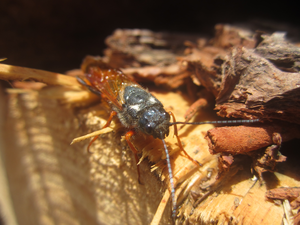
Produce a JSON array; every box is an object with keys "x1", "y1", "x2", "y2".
[{"x1": 0, "y1": 24, "x2": 299, "y2": 224}]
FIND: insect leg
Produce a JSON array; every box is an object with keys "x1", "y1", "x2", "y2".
[
  {"x1": 86, "y1": 111, "x2": 117, "y2": 153},
  {"x1": 168, "y1": 111, "x2": 202, "y2": 167},
  {"x1": 125, "y1": 130, "x2": 142, "y2": 184}
]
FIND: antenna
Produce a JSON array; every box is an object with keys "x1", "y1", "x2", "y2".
[
  {"x1": 161, "y1": 137, "x2": 177, "y2": 219},
  {"x1": 170, "y1": 119, "x2": 260, "y2": 126}
]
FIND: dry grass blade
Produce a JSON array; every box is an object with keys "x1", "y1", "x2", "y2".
[{"x1": 0, "y1": 63, "x2": 80, "y2": 88}]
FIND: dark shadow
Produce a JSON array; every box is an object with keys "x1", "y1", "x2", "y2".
[
  {"x1": 262, "y1": 172, "x2": 280, "y2": 190},
  {"x1": 275, "y1": 138, "x2": 300, "y2": 182}
]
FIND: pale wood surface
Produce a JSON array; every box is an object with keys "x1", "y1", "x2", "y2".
[
  {"x1": 1, "y1": 83, "x2": 299, "y2": 225},
  {"x1": 1, "y1": 89, "x2": 168, "y2": 225},
  {"x1": 0, "y1": 86, "x2": 18, "y2": 225}
]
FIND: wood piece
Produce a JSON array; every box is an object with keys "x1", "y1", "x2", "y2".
[
  {"x1": 2, "y1": 80, "x2": 299, "y2": 224},
  {"x1": 266, "y1": 187, "x2": 300, "y2": 225},
  {"x1": 1, "y1": 26, "x2": 300, "y2": 225},
  {"x1": 185, "y1": 48, "x2": 226, "y2": 97},
  {"x1": 205, "y1": 124, "x2": 300, "y2": 155},
  {"x1": 266, "y1": 187, "x2": 300, "y2": 204},
  {"x1": 2, "y1": 89, "x2": 169, "y2": 225},
  {"x1": 255, "y1": 32, "x2": 300, "y2": 72},
  {"x1": 103, "y1": 29, "x2": 201, "y2": 89},
  {"x1": 211, "y1": 24, "x2": 257, "y2": 49},
  {"x1": 0, "y1": 85, "x2": 18, "y2": 225},
  {"x1": 104, "y1": 29, "x2": 199, "y2": 68},
  {"x1": 0, "y1": 64, "x2": 80, "y2": 88},
  {"x1": 181, "y1": 167, "x2": 300, "y2": 225},
  {"x1": 184, "y1": 24, "x2": 257, "y2": 98},
  {"x1": 215, "y1": 46, "x2": 300, "y2": 124}
]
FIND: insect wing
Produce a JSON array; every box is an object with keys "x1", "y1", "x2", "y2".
[{"x1": 84, "y1": 58, "x2": 137, "y2": 110}]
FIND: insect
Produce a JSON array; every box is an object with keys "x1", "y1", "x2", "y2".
[{"x1": 74, "y1": 56, "x2": 259, "y2": 219}]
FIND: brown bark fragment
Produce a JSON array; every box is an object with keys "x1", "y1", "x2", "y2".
[
  {"x1": 205, "y1": 124, "x2": 300, "y2": 155},
  {"x1": 105, "y1": 29, "x2": 198, "y2": 68},
  {"x1": 255, "y1": 32, "x2": 300, "y2": 72},
  {"x1": 253, "y1": 143, "x2": 287, "y2": 176},
  {"x1": 216, "y1": 155, "x2": 236, "y2": 178},
  {"x1": 103, "y1": 29, "x2": 199, "y2": 88},
  {"x1": 186, "y1": 53, "x2": 224, "y2": 97},
  {"x1": 205, "y1": 122, "x2": 299, "y2": 177},
  {"x1": 266, "y1": 187, "x2": 300, "y2": 203},
  {"x1": 185, "y1": 24, "x2": 257, "y2": 98},
  {"x1": 211, "y1": 24, "x2": 257, "y2": 49},
  {"x1": 266, "y1": 187, "x2": 300, "y2": 224},
  {"x1": 215, "y1": 45, "x2": 300, "y2": 124}
]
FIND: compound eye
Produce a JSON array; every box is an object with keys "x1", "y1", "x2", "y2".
[
  {"x1": 139, "y1": 117, "x2": 154, "y2": 134},
  {"x1": 139, "y1": 109, "x2": 156, "y2": 134},
  {"x1": 145, "y1": 123, "x2": 154, "y2": 134}
]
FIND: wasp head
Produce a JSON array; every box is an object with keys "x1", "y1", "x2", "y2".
[{"x1": 138, "y1": 107, "x2": 170, "y2": 139}]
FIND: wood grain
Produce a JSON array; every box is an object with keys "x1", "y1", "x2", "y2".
[{"x1": 1, "y1": 83, "x2": 299, "y2": 225}]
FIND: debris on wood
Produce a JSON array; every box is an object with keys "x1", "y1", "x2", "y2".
[
  {"x1": 100, "y1": 25, "x2": 300, "y2": 224},
  {"x1": 266, "y1": 187, "x2": 300, "y2": 209},
  {"x1": 266, "y1": 187, "x2": 300, "y2": 225},
  {"x1": 103, "y1": 29, "x2": 200, "y2": 89},
  {"x1": 215, "y1": 46, "x2": 300, "y2": 124},
  {"x1": 205, "y1": 123, "x2": 300, "y2": 177},
  {"x1": 255, "y1": 32, "x2": 300, "y2": 72},
  {"x1": 205, "y1": 123, "x2": 300, "y2": 154},
  {"x1": 1, "y1": 24, "x2": 300, "y2": 225}
]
